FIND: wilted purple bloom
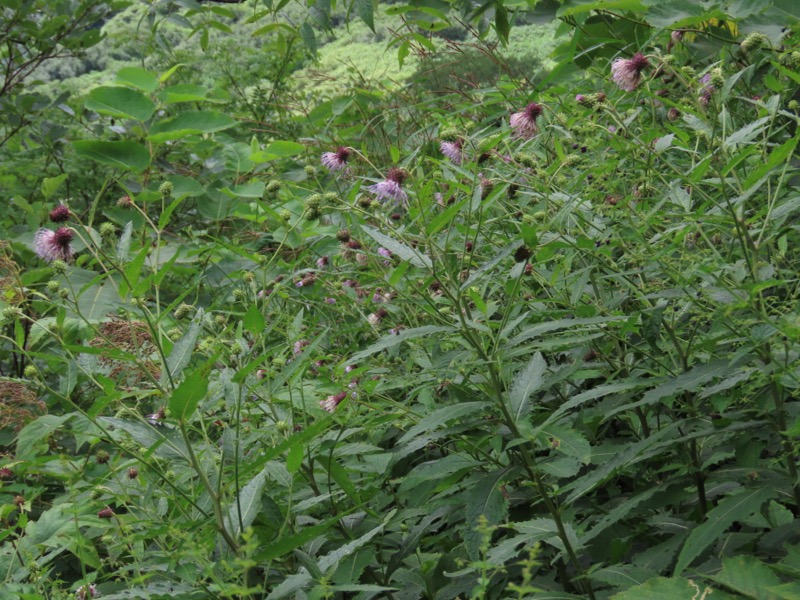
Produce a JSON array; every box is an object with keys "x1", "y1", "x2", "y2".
[
  {"x1": 321, "y1": 146, "x2": 352, "y2": 173},
  {"x1": 34, "y1": 227, "x2": 74, "y2": 262},
  {"x1": 320, "y1": 391, "x2": 347, "y2": 412},
  {"x1": 367, "y1": 168, "x2": 408, "y2": 205},
  {"x1": 575, "y1": 94, "x2": 586, "y2": 104},
  {"x1": 440, "y1": 139, "x2": 463, "y2": 165},
  {"x1": 699, "y1": 73, "x2": 714, "y2": 107},
  {"x1": 344, "y1": 364, "x2": 357, "y2": 373},
  {"x1": 316, "y1": 255, "x2": 329, "y2": 269},
  {"x1": 325, "y1": 297, "x2": 336, "y2": 304},
  {"x1": 258, "y1": 289, "x2": 272, "y2": 299},
  {"x1": 293, "y1": 340, "x2": 309, "y2": 356},
  {"x1": 611, "y1": 53, "x2": 649, "y2": 91},
  {"x1": 671, "y1": 30, "x2": 684, "y2": 42},
  {"x1": 608, "y1": 125, "x2": 617, "y2": 134},
  {"x1": 377, "y1": 247, "x2": 392, "y2": 259},
  {"x1": 510, "y1": 102, "x2": 543, "y2": 140},
  {"x1": 76, "y1": 584, "x2": 98, "y2": 599}
]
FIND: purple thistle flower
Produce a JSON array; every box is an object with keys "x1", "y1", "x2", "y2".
[
  {"x1": 321, "y1": 147, "x2": 352, "y2": 173},
  {"x1": 344, "y1": 364, "x2": 357, "y2": 373},
  {"x1": 325, "y1": 297, "x2": 336, "y2": 304},
  {"x1": 34, "y1": 227, "x2": 74, "y2": 262},
  {"x1": 316, "y1": 255, "x2": 329, "y2": 269},
  {"x1": 367, "y1": 168, "x2": 408, "y2": 205},
  {"x1": 320, "y1": 391, "x2": 347, "y2": 413},
  {"x1": 293, "y1": 339, "x2": 309, "y2": 356},
  {"x1": 611, "y1": 53, "x2": 649, "y2": 92},
  {"x1": 377, "y1": 247, "x2": 392, "y2": 259},
  {"x1": 510, "y1": 102, "x2": 543, "y2": 140},
  {"x1": 440, "y1": 139, "x2": 463, "y2": 165}
]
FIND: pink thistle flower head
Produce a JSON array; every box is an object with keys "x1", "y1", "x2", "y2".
[
  {"x1": 440, "y1": 139, "x2": 463, "y2": 165},
  {"x1": 367, "y1": 168, "x2": 408, "y2": 205},
  {"x1": 611, "y1": 53, "x2": 649, "y2": 92},
  {"x1": 321, "y1": 146, "x2": 352, "y2": 172},
  {"x1": 34, "y1": 227, "x2": 74, "y2": 263},
  {"x1": 377, "y1": 247, "x2": 392, "y2": 259},
  {"x1": 320, "y1": 391, "x2": 347, "y2": 413},
  {"x1": 510, "y1": 102, "x2": 543, "y2": 140}
]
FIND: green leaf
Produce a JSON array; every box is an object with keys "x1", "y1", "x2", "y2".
[
  {"x1": 361, "y1": 226, "x2": 432, "y2": 268},
  {"x1": 539, "y1": 424, "x2": 591, "y2": 464},
  {"x1": 464, "y1": 468, "x2": 512, "y2": 559},
  {"x1": 494, "y1": 2, "x2": 510, "y2": 44},
  {"x1": 255, "y1": 515, "x2": 341, "y2": 562},
  {"x1": 116, "y1": 221, "x2": 132, "y2": 263},
  {"x1": 250, "y1": 140, "x2": 306, "y2": 162},
  {"x1": 318, "y1": 520, "x2": 388, "y2": 572},
  {"x1": 73, "y1": 141, "x2": 151, "y2": 172},
  {"x1": 85, "y1": 86, "x2": 156, "y2": 121},
  {"x1": 397, "y1": 402, "x2": 488, "y2": 445},
  {"x1": 347, "y1": 326, "x2": 454, "y2": 363},
  {"x1": 673, "y1": 487, "x2": 776, "y2": 576},
  {"x1": 148, "y1": 110, "x2": 237, "y2": 143},
  {"x1": 162, "y1": 308, "x2": 203, "y2": 383},
  {"x1": 641, "y1": 360, "x2": 731, "y2": 406},
  {"x1": 243, "y1": 304, "x2": 265, "y2": 335},
  {"x1": 724, "y1": 117, "x2": 771, "y2": 150},
  {"x1": 558, "y1": 0, "x2": 645, "y2": 17},
  {"x1": 708, "y1": 556, "x2": 782, "y2": 600},
  {"x1": 356, "y1": 0, "x2": 375, "y2": 32},
  {"x1": 461, "y1": 243, "x2": 520, "y2": 290},
  {"x1": 115, "y1": 66, "x2": 159, "y2": 92},
  {"x1": 16, "y1": 415, "x2": 71, "y2": 460},
  {"x1": 611, "y1": 577, "x2": 735, "y2": 600},
  {"x1": 286, "y1": 443, "x2": 304, "y2": 473},
  {"x1": 41, "y1": 174, "x2": 68, "y2": 200},
  {"x1": 300, "y1": 22, "x2": 317, "y2": 57},
  {"x1": 168, "y1": 364, "x2": 211, "y2": 422},
  {"x1": 226, "y1": 468, "x2": 267, "y2": 539},
  {"x1": 508, "y1": 352, "x2": 546, "y2": 424}
]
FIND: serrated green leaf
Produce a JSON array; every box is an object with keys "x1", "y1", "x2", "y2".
[
  {"x1": 347, "y1": 326, "x2": 454, "y2": 363},
  {"x1": 361, "y1": 226, "x2": 432, "y2": 268},
  {"x1": 674, "y1": 487, "x2": 776, "y2": 576},
  {"x1": 508, "y1": 352, "x2": 546, "y2": 424}
]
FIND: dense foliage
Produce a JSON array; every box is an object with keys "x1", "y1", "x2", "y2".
[{"x1": 1, "y1": 0, "x2": 800, "y2": 598}]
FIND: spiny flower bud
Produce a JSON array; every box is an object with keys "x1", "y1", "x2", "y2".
[
  {"x1": 2, "y1": 307, "x2": 23, "y2": 320},
  {"x1": 741, "y1": 32, "x2": 770, "y2": 53},
  {"x1": 51, "y1": 260, "x2": 68, "y2": 274},
  {"x1": 304, "y1": 165, "x2": 316, "y2": 177},
  {"x1": 280, "y1": 209, "x2": 291, "y2": 222},
  {"x1": 99, "y1": 222, "x2": 116, "y2": 237},
  {"x1": 266, "y1": 179, "x2": 282, "y2": 193},
  {"x1": 158, "y1": 181, "x2": 173, "y2": 198},
  {"x1": 23, "y1": 365, "x2": 38, "y2": 378},
  {"x1": 127, "y1": 468, "x2": 138, "y2": 479},
  {"x1": 46, "y1": 280, "x2": 60, "y2": 293},
  {"x1": 323, "y1": 192, "x2": 337, "y2": 203},
  {"x1": 167, "y1": 327, "x2": 183, "y2": 341},
  {"x1": 49, "y1": 204, "x2": 70, "y2": 223},
  {"x1": 174, "y1": 303, "x2": 194, "y2": 319},
  {"x1": 58, "y1": 288, "x2": 70, "y2": 299},
  {"x1": 709, "y1": 68, "x2": 724, "y2": 88},
  {"x1": 117, "y1": 195, "x2": 133, "y2": 208},
  {"x1": 96, "y1": 450, "x2": 110, "y2": 464},
  {"x1": 214, "y1": 315, "x2": 227, "y2": 328}
]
